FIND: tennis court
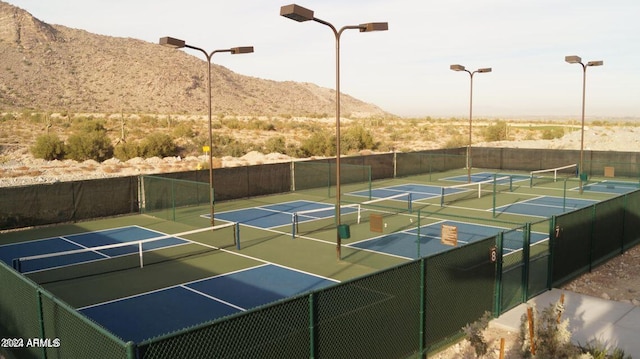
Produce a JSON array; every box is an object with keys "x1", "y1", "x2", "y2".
[
  {"x1": 582, "y1": 180, "x2": 640, "y2": 194},
  {"x1": 212, "y1": 200, "x2": 358, "y2": 229},
  {"x1": 0, "y1": 226, "x2": 185, "y2": 272},
  {"x1": 348, "y1": 220, "x2": 548, "y2": 259},
  {"x1": 349, "y1": 183, "x2": 445, "y2": 201},
  {"x1": 79, "y1": 263, "x2": 337, "y2": 342},
  {"x1": 495, "y1": 196, "x2": 598, "y2": 217},
  {"x1": 442, "y1": 171, "x2": 530, "y2": 184}
]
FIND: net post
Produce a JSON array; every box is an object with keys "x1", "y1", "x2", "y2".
[
  {"x1": 368, "y1": 166, "x2": 372, "y2": 200},
  {"x1": 408, "y1": 193, "x2": 413, "y2": 213},
  {"x1": 493, "y1": 174, "x2": 497, "y2": 218},
  {"x1": 416, "y1": 209, "x2": 421, "y2": 258},
  {"x1": 139, "y1": 242, "x2": 144, "y2": 268},
  {"x1": 477, "y1": 181, "x2": 482, "y2": 199},
  {"x1": 440, "y1": 187, "x2": 445, "y2": 207},
  {"x1": 357, "y1": 204, "x2": 361, "y2": 224},
  {"x1": 563, "y1": 178, "x2": 567, "y2": 211},
  {"x1": 12, "y1": 258, "x2": 21, "y2": 272},
  {"x1": 292, "y1": 213, "x2": 297, "y2": 239},
  {"x1": 235, "y1": 222, "x2": 241, "y2": 250},
  {"x1": 529, "y1": 173, "x2": 533, "y2": 188}
]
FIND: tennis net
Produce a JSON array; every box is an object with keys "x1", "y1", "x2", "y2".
[
  {"x1": 292, "y1": 192, "x2": 413, "y2": 238},
  {"x1": 15, "y1": 222, "x2": 238, "y2": 284},
  {"x1": 529, "y1": 164, "x2": 578, "y2": 187},
  {"x1": 440, "y1": 175, "x2": 512, "y2": 207}
]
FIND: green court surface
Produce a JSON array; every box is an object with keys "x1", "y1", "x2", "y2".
[{"x1": 1, "y1": 167, "x2": 623, "y2": 312}]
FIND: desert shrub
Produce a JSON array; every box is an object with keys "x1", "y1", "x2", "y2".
[
  {"x1": 264, "y1": 136, "x2": 287, "y2": 154},
  {"x1": 248, "y1": 118, "x2": 276, "y2": 131},
  {"x1": 462, "y1": 311, "x2": 492, "y2": 357},
  {"x1": 31, "y1": 133, "x2": 65, "y2": 160},
  {"x1": 140, "y1": 133, "x2": 177, "y2": 158},
  {"x1": 225, "y1": 141, "x2": 249, "y2": 157},
  {"x1": 172, "y1": 122, "x2": 194, "y2": 138},
  {"x1": 542, "y1": 128, "x2": 565, "y2": 140},
  {"x1": 342, "y1": 124, "x2": 378, "y2": 152},
  {"x1": 285, "y1": 143, "x2": 305, "y2": 158},
  {"x1": 114, "y1": 142, "x2": 142, "y2": 161},
  {"x1": 483, "y1": 121, "x2": 509, "y2": 142},
  {"x1": 225, "y1": 117, "x2": 242, "y2": 130},
  {"x1": 66, "y1": 123, "x2": 113, "y2": 162},
  {"x1": 300, "y1": 130, "x2": 333, "y2": 156},
  {"x1": 443, "y1": 133, "x2": 467, "y2": 149},
  {"x1": 519, "y1": 298, "x2": 581, "y2": 358}
]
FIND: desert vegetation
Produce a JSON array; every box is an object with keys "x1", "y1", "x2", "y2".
[{"x1": 4, "y1": 111, "x2": 629, "y2": 165}]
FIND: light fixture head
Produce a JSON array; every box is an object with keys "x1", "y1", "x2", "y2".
[
  {"x1": 359, "y1": 22, "x2": 388, "y2": 32},
  {"x1": 231, "y1": 46, "x2": 254, "y2": 54},
  {"x1": 159, "y1": 37, "x2": 185, "y2": 49},
  {"x1": 450, "y1": 64, "x2": 466, "y2": 71},
  {"x1": 587, "y1": 60, "x2": 603, "y2": 67},
  {"x1": 565, "y1": 55, "x2": 582, "y2": 64},
  {"x1": 477, "y1": 68, "x2": 492, "y2": 73},
  {"x1": 280, "y1": 4, "x2": 314, "y2": 22}
]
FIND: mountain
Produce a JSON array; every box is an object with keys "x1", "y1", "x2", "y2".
[{"x1": 0, "y1": 1, "x2": 388, "y2": 117}]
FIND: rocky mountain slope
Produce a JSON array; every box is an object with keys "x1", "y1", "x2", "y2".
[{"x1": 0, "y1": 1, "x2": 387, "y2": 117}]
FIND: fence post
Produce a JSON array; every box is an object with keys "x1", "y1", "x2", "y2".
[
  {"x1": 494, "y1": 233, "x2": 503, "y2": 316},
  {"x1": 126, "y1": 341, "x2": 136, "y2": 359},
  {"x1": 419, "y1": 258, "x2": 426, "y2": 358},
  {"x1": 547, "y1": 216, "x2": 556, "y2": 289},
  {"x1": 36, "y1": 289, "x2": 47, "y2": 359},
  {"x1": 522, "y1": 223, "x2": 531, "y2": 302},
  {"x1": 308, "y1": 293, "x2": 316, "y2": 359}
]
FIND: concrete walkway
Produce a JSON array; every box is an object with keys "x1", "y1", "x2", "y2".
[{"x1": 492, "y1": 288, "x2": 640, "y2": 356}]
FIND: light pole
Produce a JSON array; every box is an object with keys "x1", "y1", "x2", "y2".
[
  {"x1": 565, "y1": 55, "x2": 603, "y2": 194},
  {"x1": 160, "y1": 36, "x2": 253, "y2": 225},
  {"x1": 450, "y1": 64, "x2": 492, "y2": 183},
  {"x1": 280, "y1": 4, "x2": 388, "y2": 260}
]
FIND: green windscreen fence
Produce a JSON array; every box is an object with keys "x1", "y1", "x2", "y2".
[
  {"x1": 500, "y1": 227, "x2": 526, "y2": 313},
  {"x1": 0, "y1": 261, "x2": 42, "y2": 359},
  {"x1": 552, "y1": 205, "x2": 595, "y2": 286},
  {"x1": 0, "y1": 261, "x2": 132, "y2": 359},
  {"x1": 528, "y1": 219, "x2": 552, "y2": 300},
  {"x1": 315, "y1": 262, "x2": 421, "y2": 359},
  {"x1": 292, "y1": 161, "x2": 371, "y2": 198},
  {"x1": 0, "y1": 177, "x2": 137, "y2": 230},
  {"x1": 552, "y1": 190, "x2": 640, "y2": 288},
  {"x1": 424, "y1": 236, "x2": 496, "y2": 353},
  {"x1": 396, "y1": 151, "x2": 466, "y2": 178},
  {"x1": 584, "y1": 160, "x2": 640, "y2": 180},
  {"x1": 138, "y1": 295, "x2": 311, "y2": 359},
  {"x1": 140, "y1": 175, "x2": 210, "y2": 222},
  {"x1": 624, "y1": 190, "x2": 640, "y2": 249}
]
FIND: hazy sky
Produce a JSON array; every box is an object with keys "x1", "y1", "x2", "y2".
[{"x1": 7, "y1": 0, "x2": 640, "y2": 119}]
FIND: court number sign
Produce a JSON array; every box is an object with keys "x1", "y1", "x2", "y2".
[{"x1": 489, "y1": 246, "x2": 497, "y2": 263}]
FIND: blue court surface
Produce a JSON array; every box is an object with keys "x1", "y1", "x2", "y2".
[
  {"x1": 581, "y1": 181, "x2": 640, "y2": 194},
  {"x1": 495, "y1": 196, "x2": 597, "y2": 217},
  {"x1": 443, "y1": 172, "x2": 529, "y2": 184},
  {"x1": 348, "y1": 220, "x2": 548, "y2": 260},
  {"x1": 213, "y1": 200, "x2": 357, "y2": 229},
  {"x1": 0, "y1": 226, "x2": 184, "y2": 273},
  {"x1": 79, "y1": 264, "x2": 337, "y2": 342}
]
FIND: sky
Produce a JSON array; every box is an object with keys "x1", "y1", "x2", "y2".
[{"x1": 7, "y1": 0, "x2": 640, "y2": 119}]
